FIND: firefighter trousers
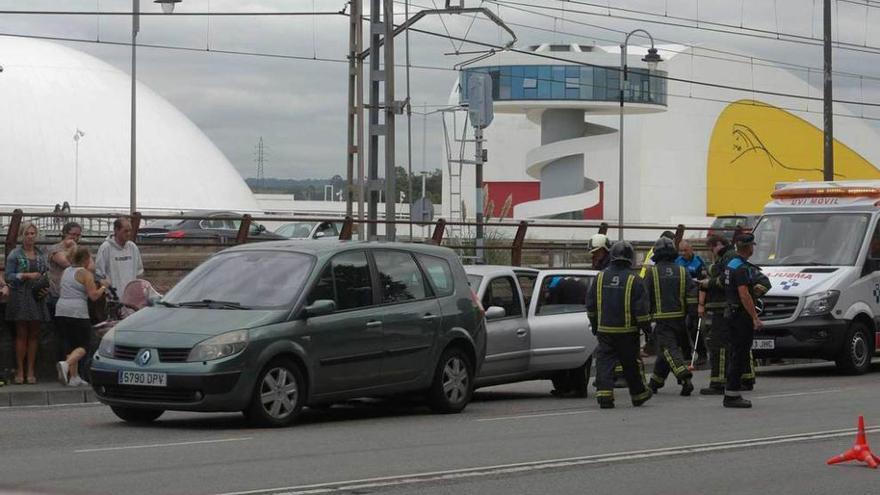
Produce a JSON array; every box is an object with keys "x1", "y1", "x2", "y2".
[
  {"x1": 705, "y1": 312, "x2": 755, "y2": 391},
  {"x1": 595, "y1": 332, "x2": 650, "y2": 405},
  {"x1": 725, "y1": 311, "x2": 755, "y2": 395},
  {"x1": 650, "y1": 320, "x2": 693, "y2": 387}
]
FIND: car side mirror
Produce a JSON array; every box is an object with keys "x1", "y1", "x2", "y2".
[
  {"x1": 485, "y1": 306, "x2": 506, "y2": 320},
  {"x1": 305, "y1": 299, "x2": 336, "y2": 317},
  {"x1": 315, "y1": 231, "x2": 326, "y2": 239}
]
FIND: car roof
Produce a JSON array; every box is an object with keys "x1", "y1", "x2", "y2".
[
  {"x1": 539, "y1": 269, "x2": 599, "y2": 277},
  {"x1": 463, "y1": 265, "x2": 540, "y2": 277},
  {"x1": 222, "y1": 240, "x2": 457, "y2": 258}
]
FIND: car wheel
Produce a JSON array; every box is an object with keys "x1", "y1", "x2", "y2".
[
  {"x1": 569, "y1": 356, "x2": 593, "y2": 398},
  {"x1": 245, "y1": 358, "x2": 305, "y2": 427},
  {"x1": 428, "y1": 347, "x2": 474, "y2": 414},
  {"x1": 836, "y1": 323, "x2": 873, "y2": 375},
  {"x1": 110, "y1": 406, "x2": 164, "y2": 424}
]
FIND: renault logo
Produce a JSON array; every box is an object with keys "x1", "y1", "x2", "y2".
[{"x1": 137, "y1": 349, "x2": 152, "y2": 366}]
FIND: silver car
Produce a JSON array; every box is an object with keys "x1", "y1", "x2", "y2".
[{"x1": 465, "y1": 266, "x2": 598, "y2": 395}]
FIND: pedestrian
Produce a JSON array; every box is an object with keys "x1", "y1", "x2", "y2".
[
  {"x1": 95, "y1": 217, "x2": 144, "y2": 292},
  {"x1": 587, "y1": 241, "x2": 653, "y2": 409},
  {"x1": 721, "y1": 233, "x2": 771, "y2": 408},
  {"x1": 676, "y1": 240, "x2": 708, "y2": 365},
  {"x1": 0, "y1": 279, "x2": 9, "y2": 387},
  {"x1": 698, "y1": 235, "x2": 757, "y2": 395},
  {"x1": 5, "y1": 222, "x2": 51, "y2": 384},
  {"x1": 47, "y1": 222, "x2": 82, "y2": 315},
  {"x1": 590, "y1": 233, "x2": 611, "y2": 271},
  {"x1": 55, "y1": 246, "x2": 107, "y2": 387},
  {"x1": 644, "y1": 237, "x2": 698, "y2": 396}
]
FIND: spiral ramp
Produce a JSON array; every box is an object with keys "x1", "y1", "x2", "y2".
[{"x1": 513, "y1": 114, "x2": 617, "y2": 219}]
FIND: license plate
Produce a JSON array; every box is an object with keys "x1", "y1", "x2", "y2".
[
  {"x1": 752, "y1": 339, "x2": 775, "y2": 350},
  {"x1": 118, "y1": 370, "x2": 167, "y2": 387}
]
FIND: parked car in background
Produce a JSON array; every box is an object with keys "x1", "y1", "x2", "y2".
[
  {"x1": 707, "y1": 214, "x2": 761, "y2": 241},
  {"x1": 137, "y1": 211, "x2": 284, "y2": 243},
  {"x1": 91, "y1": 241, "x2": 486, "y2": 427},
  {"x1": 465, "y1": 266, "x2": 598, "y2": 396},
  {"x1": 275, "y1": 221, "x2": 342, "y2": 240}
]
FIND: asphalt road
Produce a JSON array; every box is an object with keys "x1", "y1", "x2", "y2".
[{"x1": 1, "y1": 362, "x2": 879, "y2": 495}]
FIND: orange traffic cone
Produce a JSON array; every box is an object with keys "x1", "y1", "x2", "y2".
[{"x1": 827, "y1": 416, "x2": 880, "y2": 469}]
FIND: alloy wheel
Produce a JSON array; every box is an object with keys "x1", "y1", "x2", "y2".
[
  {"x1": 260, "y1": 367, "x2": 299, "y2": 419},
  {"x1": 442, "y1": 357, "x2": 469, "y2": 405}
]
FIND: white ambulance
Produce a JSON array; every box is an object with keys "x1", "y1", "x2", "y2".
[{"x1": 751, "y1": 181, "x2": 880, "y2": 374}]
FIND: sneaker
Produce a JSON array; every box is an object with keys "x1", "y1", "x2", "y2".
[
  {"x1": 680, "y1": 380, "x2": 694, "y2": 397},
  {"x1": 56, "y1": 361, "x2": 69, "y2": 386},
  {"x1": 699, "y1": 386, "x2": 725, "y2": 396},
  {"x1": 723, "y1": 396, "x2": 752, "y2": 408},
  {"x1": 77, "y1": 378, "x2": 90, "y2": 387},
  {"x1": 67, "y1": 376, "x2": 82, "y2": 387}
]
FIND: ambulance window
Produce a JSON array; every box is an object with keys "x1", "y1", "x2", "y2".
[{"x1": 870, "y1": 222, "x2": 880, "y2": 260}]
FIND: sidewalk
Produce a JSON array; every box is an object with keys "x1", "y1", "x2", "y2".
[{"x1": 0, "y1": 381, "x2": 97, "y2": 408}]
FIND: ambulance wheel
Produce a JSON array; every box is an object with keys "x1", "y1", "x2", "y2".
[{"x1": 835, "y1": 322, "x2": 872, "y2": 375}]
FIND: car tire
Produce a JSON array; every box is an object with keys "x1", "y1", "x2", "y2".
[
  {"x1": 110, "y1": 406, "x2": 164, "y2": 424},
  {"x1": 551, "y1": 356, "x2": 592, "y2": 398},
  {"x1": 245, "y1": 358, "x2": 305, "y2": 428},
  {"x1": 835, "y1": 322, "x2": 873, "y2": 375},
  {"x1": 428, "y1": 347, "x2": 474, "y2": 414}
]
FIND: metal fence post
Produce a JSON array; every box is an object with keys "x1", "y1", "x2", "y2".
[
  {"x1": 339, "y1": 216, "x2": 355, "y2": 241},
  {"x1": 674, "y1": 224, "x2": 685, "y2": 249},
  {"x1": 4, "y1": 209, "x2": 22, "y2": 264},
  {"x1": 511, "y1": 220, "x2": 528, "y2": 267},
  {"x1": 131, "y1": 211, "x2": 143, "y2": 240},
  {"x1": 236, "y1": 214, "x2": 253, "y2": 244},
  {"x1": 430, "y1": 218, "x2": 446, "y2": 245}
]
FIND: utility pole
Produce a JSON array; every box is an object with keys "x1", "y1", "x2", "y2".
[
  {"x1": 345, "y1": 0, "x2": 364, "y2": 236},
  {"x1": 823, "y1": 0, "x2": 834, "y2": 181},
  {"x1": 130, "y1": 0, "x2": 139, "y2": 214},
  {"x1": 255, "y1": 137, "x2": 266, "y2": 188}
]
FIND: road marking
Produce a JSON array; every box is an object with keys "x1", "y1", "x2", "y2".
[
  {"x1": 476, "y1": 409, "x2": 596, "y2": 422},
  {"x1": 214, "y1": 426, "x2": 880, "y2": 495},
  {"x1": 75, "y1": 437, "x2": 252, "y2": 453},
  {"x1": 755, "y1": 389, "x2": 843, "y2": 400}
]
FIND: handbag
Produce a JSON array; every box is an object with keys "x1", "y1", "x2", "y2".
[{"x1": 31, "y1": 274, "x2": 50, "y2": 301}]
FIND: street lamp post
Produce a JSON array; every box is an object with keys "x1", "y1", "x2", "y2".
[
  {"x1": 619, "y1": 29, "x2": 662, "y2": 241},
  {"x1": 73, "y1": 129, "x2": 85, "y2": 206},
  {"x1": 130, "y1": 0, "x2": 180, "y2": 214}
]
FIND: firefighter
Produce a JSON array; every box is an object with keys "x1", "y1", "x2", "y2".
[
  {"x1": 722, "y1": 233, "x2": 771, "y2": 408},
  {"x1": 698, "y1": 236, "x2": 756, "y2": 395},
  {"x1": 587, "y1": 241, "x2": 653, "y2": 409},
  {"x1": 644, "y1": 237, "x2": 698, "y2": 396},
  {"x1": 590, "y1": 233, "x2": 611, "y2": 271},
  {"x1": 639, "y1": 231, "x2": 676, "y2": 358}
]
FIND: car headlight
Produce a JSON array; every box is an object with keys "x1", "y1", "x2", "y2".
[
  {"x1": 801, "y1": 291, "x2": 840, "y2": 317},
  {"x1": 187, "y1": 330, "x2": 249, "y2": 362},
  {"x1": 97, "y1": 328, "x2": 116, "y2": 358}
]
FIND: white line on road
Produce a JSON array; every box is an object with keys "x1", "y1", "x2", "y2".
[
  {"x1": 214, "y1": 427, "x2": 880, "y2": 495},
  {"x1": 754, "y1": 389, "x2": 844, "y2": 400},
  {"x1": 476, "y1": 409, "x2": 596, "y2": 422},
  {"x1": 75, "y1": 437, "x2": 252, "y2": 453}
]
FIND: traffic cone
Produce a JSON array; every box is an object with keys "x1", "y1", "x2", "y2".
[{"x1": 827, "y1": 416, "x2": 880, "y2": 469}]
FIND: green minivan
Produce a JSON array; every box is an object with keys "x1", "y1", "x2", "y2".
[{"x1": 90, "y1": 241, "x2": 486, "y2": 427}]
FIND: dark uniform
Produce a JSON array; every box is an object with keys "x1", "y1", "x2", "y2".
[
  {"x1": 645, "y1": 259, "x2": 698, "y2": 395},
  {"x1": 587, "y1": 242, "x2": 653, "y2": 409},
  {"x1": 723, "y1": 242, "x2": 771, "y2": 407}
]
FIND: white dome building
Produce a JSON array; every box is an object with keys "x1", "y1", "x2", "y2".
[{"x1": 0, "y1": 37, "x2": 259, "y2": 212}]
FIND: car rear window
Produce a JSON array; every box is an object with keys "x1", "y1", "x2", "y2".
[{"x1": 417, "y1": 254, "x2": 454, "y2": 297}]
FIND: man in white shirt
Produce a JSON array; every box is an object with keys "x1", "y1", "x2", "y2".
[{"x1": 95, "y1": 217, "x2": 144, "y2": 292}]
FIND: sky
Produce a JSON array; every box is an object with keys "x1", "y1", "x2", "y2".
[{"x1": 2, "y1": 0, "x2": 880, "y2": 180}]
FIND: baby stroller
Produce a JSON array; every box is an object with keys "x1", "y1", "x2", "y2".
[{"x1": 93, "y1": 279, "x2": 162, "y2": 337}]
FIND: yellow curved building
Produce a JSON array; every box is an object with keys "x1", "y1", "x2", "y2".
[{"x1": 706, "y1": 99, "x2": 880, "y2": 216}]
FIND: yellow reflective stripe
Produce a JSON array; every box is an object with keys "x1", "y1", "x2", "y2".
[
  {"x1": 653, "y1": 312, "x2": 686, "y2": 320},
  {"x1": 639, "y1": 248, "x2": 653, "y2": 278},
  {"x1": 598, "y1": 326, "x2": 639, "y2": 333},
  {"x1": 636, "y1": 315, "x2": 652, "y2": 323},
  {"x1": 632, "y1": 390, "x2": 652, "y2": 401},
  {"x1": 650, "y1": 374, "x2": 665, "y2": 385},
  {"x1": 705, "y1": 302, "x2": 726, "y2": 309},
  {"x1": 596, "y1": 390, "x2": 614, "y2": 398},
  {"x1": 625, "y1": 274, "x2": 634, "y2": 329},
  {"x1": 597, "y1": 271, "x2": 604, "y2": 328},
  {"x1": 679, "y1": 265, "x2": 686, "y2": 308}
]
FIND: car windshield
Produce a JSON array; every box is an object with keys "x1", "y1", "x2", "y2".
[
  {"x1": 467, "y1": 275, "x2": 482, "y2": 290},
  {"x1": 752, "y1": 213, "x2": 869, "y2": 267},
  {"x1": 163, "y1": 251, "x2": 315, "y2": 309},
  {"x1": 278, "y1": 223, "x2": 316, "y2": 239}
]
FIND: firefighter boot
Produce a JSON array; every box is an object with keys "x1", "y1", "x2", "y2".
[
  {"x1": 699, "y1": 386, "x2": 724, "y2": 396},
  {"x1": 680, "y1": 378, "x2": 694, "y2": 397},
  {"x1": 723, "y1": 396, "x2": 752, "y2": 408},
  {"x1": 632, "y1": 389, "x2": 653, "y2": 407}
]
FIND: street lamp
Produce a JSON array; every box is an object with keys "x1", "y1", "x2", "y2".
[
  {"x1": 130, "y1": 1, "x2": 180, "y2": 214},
  {"x1": 73, "y1": 129, "x2": 85, "y2": 206},
  {"x1": 618, "y1": 29, "x2": 662, "y2": 240}
]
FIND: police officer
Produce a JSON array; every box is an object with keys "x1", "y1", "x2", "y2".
[
  {"x1": 722, "y1": 233, "x2": 771, "y2": 408},
  {"x1": 644, "y1": 237, "x2": 698, "y2": 396},
  {"x1": 587, "y1": 241, "x2": 653, "y2": 409}
]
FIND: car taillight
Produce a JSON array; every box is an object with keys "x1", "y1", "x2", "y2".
[
  {"x1": 470, "y1": 289, "x2": 485, "y2": 316},
  {"x1": 165, "y1": 230, "x2": 186, "y2": 239}
]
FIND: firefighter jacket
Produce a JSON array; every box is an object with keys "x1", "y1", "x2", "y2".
[
  {"x1": 643, "y1": 260, "x2": 698, "y2": 321},
  {"x1": 701, "y1": 245, "x2": 736, "y2": 311},
  {"x1": 587, "y1": 265, "x2": 651, "y2": 334}
]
